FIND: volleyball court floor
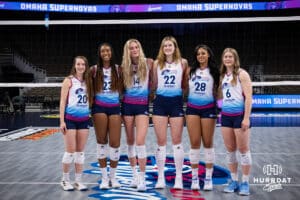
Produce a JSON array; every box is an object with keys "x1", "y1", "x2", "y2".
[{"x1": 0, "y1": 111, "x2": 299, "y2": 200}]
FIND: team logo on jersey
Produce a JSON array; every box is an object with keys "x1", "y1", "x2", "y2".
[
  {"x1": 192, "y1": 75, "x2": 209, "y2": 82},
  {"x1": 161, "y1": 69, "x2": 170, "y2": 76},
  {"x1": 75, "y1": 88, "x2": 84, "y2": 94},
  {"x1": 192, "y1": 75, "x2": 202, "y2": 82},
  {"x1": 84, "y1": 155, "x2": 229, "y2": 199},
  {"x1": 161, "y1": 69, "x2": 177, "y2": 76},
  {"x1": 222, "y1": 82, "x2": 229, "y2": 89}
]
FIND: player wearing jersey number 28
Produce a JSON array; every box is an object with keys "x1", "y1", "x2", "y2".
[{"x1": 184, "y1": 44, "x2": 220, "y2": 191}]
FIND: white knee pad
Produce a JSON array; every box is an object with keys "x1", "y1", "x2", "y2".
[
  {"x1": 204, "y1": 148, "x2": 215, "y2": 164},
  {"x1": 74, "y1": 152, "x2": 85, "y2": 164},
  {"x1": 136, "y1": 145, "x2": 147, "y2": 159},
  {"x1": 127, "y1": 145, "x2": 136, "y2": 158},
  {"x1": 62, "y1": 152, "x2": 74, "y2": 164},
  {"x1": 189, "y1": 149, "x2": 201, "y2": 165},
  {"x1": 240, "y1": 151, "x2": 252, "y2": 165},
  {"x1": 155, "y1": 146, "x2": 166, "y2": 161},
  {"x1": 109, "y1": 146, "x2": 120, "y2": 161},
  {"x1": 97, "y1": 143, "x2": 108, "y2": 159},
  {"x1": 226, "y1": 151, "x2": 237, "y2": 164}
]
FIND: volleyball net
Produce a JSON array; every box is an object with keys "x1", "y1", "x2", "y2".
[
  {"x1": 0, "y1": 80, "x2": 299, "y2": 114},
  {"x1": 0, "y1": 81, "x2": 299, "y2": 144}
]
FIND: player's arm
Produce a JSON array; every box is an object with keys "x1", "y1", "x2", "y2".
[
  {"x1": 147, "y1": 58, "x2": 154, "y2": 101},
  {"x1": 151, "y1": 60, "x2": 159, "y2": 100},
  {"x1": 182, "y1": 66, "x2": 190, "y2": 97},
  {"x1": 240, "y1": 70, "x2": 253, "y2": 129},
  {"x1": 59, "y1": 77, "x2": 71, "y2": 134}
]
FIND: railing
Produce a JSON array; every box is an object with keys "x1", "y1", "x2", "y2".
[
  {"x1": 46, "y1": 76, "x2": 64, "y2": 83},
  {"x1": 0, "y1": 48, "x2": 13, "y2": 66},
  {"x1": 13, "y1": 52, "x2": 47, "y2": 82}
]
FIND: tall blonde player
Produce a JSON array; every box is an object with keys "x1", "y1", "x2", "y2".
[
  {"x1": 152, "y1": 36, "x2": 188, "y2": 190},
  {"x1": 121, "y1": 39, "x2": 153, "y2": 191}
]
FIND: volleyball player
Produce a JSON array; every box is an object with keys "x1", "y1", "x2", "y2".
[
  {"x1": 121, "y1": 39, "x2": 153, "y2": 191},
  {"x1": 219, "y1": 48, "x2": 252, "y2": 196},
  {"x1": 184, "y1": 44, "x2": 219, "y2": 190},
  {"x1": 87, "y1": 43, "x2": 123, "y2": 189},
  {"x1": 59, "y1": 56, "x2": 90, "y2": 191},
  {"x1": 152, "y1": 36, "x2": 188, "y2": 190}
]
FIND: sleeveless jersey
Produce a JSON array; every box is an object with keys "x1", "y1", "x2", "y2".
[
  {"x1": 187, "y1": 68, "x2": 215, "y2": 108},
  {"x1": 123, "y1": 64, "x2": 150, "y2": 105},
  {"x1": 221, "y1": 73, "x2": 244, "y2": 115},
  {"x1": 156, "y1": 61, "x2": 183, "y2": 97},
  {"x1": 94, "y1": 67, "x2": 120, "y2": 107},
  {"x1": 65, "y1": 76, "x2": 90, "y2": 121}
]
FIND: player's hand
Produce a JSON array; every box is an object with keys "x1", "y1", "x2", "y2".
[
  {"x1": 60, "y1": 122, "x2": 67, "y2": 134},
  {"x1": 241, "y1": 118, "x2": 250, "y2": 131}
]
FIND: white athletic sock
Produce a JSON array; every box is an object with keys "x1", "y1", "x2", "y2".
[
  {"x1": 101, "y1": 167, "x2": 108, "y2": 179},
  {"x1": 139, "y1": 172, "x2": 145, "y2": 181},
  {"x1": 231, "y1": 173, "x2": 238, "y2": 181},
  {"x1": 242, "y1": 175, "x2": 249, "y2": 182},
  {"x1": 110, "y1": 167, "x2": 117, "y2": 179},
  {"x1": 132, "y1": 166, "x2": 137, "y2": 177},
  {"x1": 192, "y1": 168, "x2": 198, "y2": 179},
  {"x1": 62, "y1": 172, "x2": 70, "y2": 181},
  {"x1": 205, "y1": 168, "x2": 213, "y2": 179},
  {"x1": 173, "y1": 143, "x2": 184, "y2": 178},
  {"x1": 75, "y1": 173, "x2": 82, "y2": 182},
  {"x1": 156, "y1": 146, "x2": 166, "y2": 178}
]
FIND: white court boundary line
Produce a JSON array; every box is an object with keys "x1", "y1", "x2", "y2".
[{"x1": 0, "y1": 16, "x2": 299, "y2": 26}]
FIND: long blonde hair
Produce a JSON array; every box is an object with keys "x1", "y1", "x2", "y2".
[
  {"x1": 220, "y1": 47, "x2": 241, "y2": 86},
  {"x1": 156, "y1": 36, "x2": 182, "y2": 70},
  {"x1": 121, "y1": 39, "x2": 147, "y2": 88}
]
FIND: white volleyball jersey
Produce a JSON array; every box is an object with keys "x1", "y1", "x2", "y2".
[
  {"x1": 187, "y1": 68, "x2": 215, "y2": 107},
  {"x1": 65, "y1": 76, "x2": 90, "y2": 121},
  {"x1": 123, "y1": 64, "x2": 150, "y2": 105},
  {"x1": 221, "y1": 73, "x2": 244, "y2": 115},
  {"x1": 94, "y1": 67, "x2": 120, "y2": 107},
  {"x1": 156, "y1": 61, "x2": 183, "y2": 97}
]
